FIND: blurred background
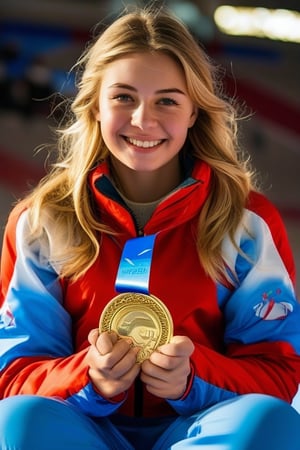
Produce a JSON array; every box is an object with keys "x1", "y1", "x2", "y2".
[{"x1": 0, "y1": 0, "x2": 299, "y2": 293}]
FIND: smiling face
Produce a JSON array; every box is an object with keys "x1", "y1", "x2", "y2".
[{"x1": 96, "y1": 52, "x2": 197, "y2": 178}]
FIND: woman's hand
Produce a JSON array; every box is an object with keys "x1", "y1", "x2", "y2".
[
  {"x1": 86, "y1": 329, "x2": 141, "y2": 399},
  {"x1": 140, "y1": 335, "x2": 194, "y2": 400}
]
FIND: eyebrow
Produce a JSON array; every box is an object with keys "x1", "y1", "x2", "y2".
[{"x1": 108, "y1": 83, "x2": 186, "y2": 95}]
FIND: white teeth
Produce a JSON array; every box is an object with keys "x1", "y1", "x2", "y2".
[{"x1": 127, "y1": 137, "x2": 162, "y2": 148}]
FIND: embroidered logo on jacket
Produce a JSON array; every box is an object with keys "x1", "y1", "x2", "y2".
[{"x1": 253, "y1": 289, "x2": 293, "y2": 320}]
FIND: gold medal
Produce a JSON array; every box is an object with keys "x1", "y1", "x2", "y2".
[{"x1": 99, "y1": 292, "x2": 173, "y2": 363}]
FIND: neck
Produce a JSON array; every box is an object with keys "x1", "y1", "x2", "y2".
[{"x1": 110, "y1": 157, "x2": 182, "y2": 203}]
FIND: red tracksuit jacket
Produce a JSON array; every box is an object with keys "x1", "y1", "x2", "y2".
[{"x1": 1, "y1": 159, "x2": 300, "y2": 418}]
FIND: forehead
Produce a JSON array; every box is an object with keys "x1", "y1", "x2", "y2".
[{"x1": 101, "y1": 52, "x2": 187, "y2": 89}]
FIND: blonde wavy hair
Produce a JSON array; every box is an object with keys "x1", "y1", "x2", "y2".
[{"x1": 27, "y1": 5, "x2": 255, "y2": 281}]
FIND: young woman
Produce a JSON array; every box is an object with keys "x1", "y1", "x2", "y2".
[{"x1": 0, "y1": 6, "x2": 300, "y2": 450}]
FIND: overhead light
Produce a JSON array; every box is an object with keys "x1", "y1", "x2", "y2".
[{"x1": 214, "y1": 6, "x2": 300, "y2": 43}]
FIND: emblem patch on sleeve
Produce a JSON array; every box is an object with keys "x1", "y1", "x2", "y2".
[{"x1": 253, "y1": 289, "x2": 293, "y2": 320}]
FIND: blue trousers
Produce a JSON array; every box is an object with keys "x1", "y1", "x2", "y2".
[{"x1": 0, "y1": 394, "x2": 300, "y2": 449}]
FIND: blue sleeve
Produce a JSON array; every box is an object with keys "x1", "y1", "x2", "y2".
[{"x1": 0, "y1": 211, "x2": 73, "y2": 368}]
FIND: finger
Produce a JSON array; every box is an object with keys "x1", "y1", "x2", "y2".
[
  {"x1": 89, "y1": 356, "x2": 140, "y2": 398},
  {"x1": 88, "y1": 329, "x2": 99, "y2": 346},
  {"x1": 106, "y1": 337, "x2": 134, "y2": 363},
  {"x1": 96, "y1": 331, "x2": 119, "y2": 356},
  {"x1": 109, "y1": 346, "x2": 141, "y2": 379},
  {"x1": 141, "y1": 357, "x2": 184, "y2": 380},
  {"x1": 148, "y1": 351, "x2": 179, "y2": 370},
  {"x1": 141, "y1": 359, "x2": 167, "y2": 380},
  {"x1": 95, "y1": 344, "x2": 140, "y2": 382},
  {"x1": 140, "y1": 363, "x2": 172, "y2": 392},
  {"x1": 98, "y1": 337, "x2": 136, "y2": 370}
]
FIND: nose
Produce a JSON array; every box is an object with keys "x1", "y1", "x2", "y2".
[{"x1": 131, "y1": 103, "x2": 157, "y2": 129}]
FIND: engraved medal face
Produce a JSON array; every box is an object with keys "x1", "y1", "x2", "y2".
[{"x1": 99, "y1": 293, "x2": 173, "y2": 363}]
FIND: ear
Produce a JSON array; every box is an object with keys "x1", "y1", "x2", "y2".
[{"x1": 188, "y1": 107, "x2": 198, "y2": 128}]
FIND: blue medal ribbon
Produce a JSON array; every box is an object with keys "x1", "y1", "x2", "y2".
[{"x1": 115, "y1": 234, "x2": 157, "y2": 294}]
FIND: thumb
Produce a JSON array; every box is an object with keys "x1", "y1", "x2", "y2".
[{"x1": 159, "y1": 335, "x2": 194, "y2": 357}]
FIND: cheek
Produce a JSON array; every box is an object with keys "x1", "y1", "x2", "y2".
[
  {"x1": 99, "y1": 110, "x2": 115, "y2": 137},
  {"x1": 170, "y1": 120, "x2": 191, "y2": 139},
  {"x1": 100, "y1": 121, "x2": 113, "y2": 147},
  {"x1": 101, "y1": 107, "x2": 127, "y2": 130},
  {"x1": 99, "y1": 113, "x2": 126, "y2": 149}
]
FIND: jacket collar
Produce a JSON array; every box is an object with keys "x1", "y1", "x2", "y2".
[{"x1": 89, "y1": 157, "x2": 211, "y2": 236}]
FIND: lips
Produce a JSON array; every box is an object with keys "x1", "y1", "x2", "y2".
[{"x1": 125, "y1": 137, "x2": 164, "y2": 148}]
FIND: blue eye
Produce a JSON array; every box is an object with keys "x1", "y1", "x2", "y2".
[
  {"x1": 113, "y1": 94, "x2": 133, "y2": 102},
  {"x1": 158, "y1": 98, "x2": 178, "y2": 105}
]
